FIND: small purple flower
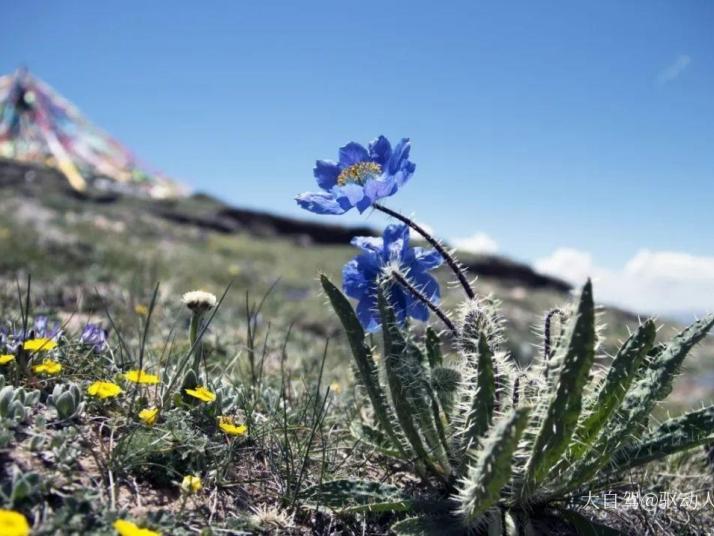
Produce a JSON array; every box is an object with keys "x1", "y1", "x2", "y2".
[
  {"x1": 342, "y1": 224, "x2": 443, "y2": 332},
  {"x1": 33, "y1": 316, "x2": 62, "y2": 339},
  {"x1": 5, "y1": 316, "x2": 62, "y2": 351},
  {"x1": 80, "y1": 323, "x2": 108, "y2": 352},
  {"x1": 296, "y1": 136, "x2": 415, "y2": 215}
]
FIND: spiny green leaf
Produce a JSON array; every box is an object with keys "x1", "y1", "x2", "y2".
[
  {"x1": 563, "y1": 313, "x2": 714, "y2": 493},
  {"x1": 525, "y1": 280, "x2": 596, "y2": 490},
  {"x1": 301, "y1": 479, "x2": 412, "y2": 514},
  {"x1": 320, "y1": 275, "x2": 405, "y2": 457},
  {"x1": 560, "y1": 509, "x2": 626, "y2": 535},
  {"x1": 431, "y1": 366, "x2": 461, "y2": 394},
  {"x1": 378, "y1": 288, "x2": 449, "y2": 477},
  {"x1": 574, "y1": 320, "x2": 656, "y2": 454},
  {"x1": 457, "y1": 407, "x2": 530, "y2": 526},
  {"x1": 350, "y1": 421, "x2": 403, "y2": 459},
  {"x1": 600, "y1": 313, "x2": 714, "y2": 447},
  {"x1": 432, "y1": 365, "x2": 461, "y2": 419},
  {"x1": 608, "y1": 405, "x2": 714, "y2": 472},
  {"x1": 392, "y1": 515, "x2": 465, "y2": 536},
  {"x1": 459, "y1": 334, "x2": 497, "y2": 455},
  {"x1": 425, "y1": 327, "x2": 443, "y2": 368}
]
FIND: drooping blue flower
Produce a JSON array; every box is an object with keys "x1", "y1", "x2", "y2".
[
  {"x1": 296, "y1": 136, "x2": 415, "y2": 215},
  {"x1": 80, "y1": 323, "x2": 108, "y2": 352},
  {"x1": 342, "y1": 224, "x2": 443, "y2": 332}
]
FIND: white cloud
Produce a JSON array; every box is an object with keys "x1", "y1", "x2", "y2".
[
  {"x1": 453, "y1": 232, "x2": 500, "y2": 254},
  {"x1": 657, "y1": 54, "x2": 691, "y2": 84},
  {"x1": 534, "y1": 248, "x2": 593, "y2": 285},
  {"x1": 535, "y1": 248, "x2": 714, "y2": 317}
]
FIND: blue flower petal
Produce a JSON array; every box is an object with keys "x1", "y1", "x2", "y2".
[
  {"x1": 356, "y1": 296, "x2": 381, "y2": 333},
  {"x1": 314, "y1": 160, "x2": 341, "y2": 190},
  {"x1": 413, "y1": 248, "x2": 443, "y2": 270},
  {"x1": 411, "y1": 272, "x2": 441, "y2": 303},
  {"x1": 408, "y1": 300, "x2": 430, "y2": 322},
  {"x1": 295, "y1": 192, "x2": 348, "y2": 215},
  {"x1": 333, "y1": 183, "x2": 367, "y2": 207},
  {"x1": 338, "y1": 142, "x2": 369, "y2": 167},
  {"x1": 368, "y1": 135, "x2": 392, "y2": 167},
  {"x1": 388, "y1": 285, "x2": 409, "y2": 325},
  {"x1": 393, "y1": 160, "x2": 416, "y2": 187},
  {"x1": 387, "y1": 138, "x2": 412, "y2": 174},
  {"x1": 343, "y1": 254, "x2": 379, "y2": 297},
  {"x1": 299, "y1": 136, "x2": 414, "y2": 217},
  {"x1": 351, "y1": 236, "x2": 383, "y2": 254},
  {"x1": 342, "y1": 259, "x2": 367, "y2": 298},
  {"x1": 363, "y1": 176, "x2": 398, "y2": 203},
  {"x1": 382, "y1": 224, "x2": 410, "y2": 258}
]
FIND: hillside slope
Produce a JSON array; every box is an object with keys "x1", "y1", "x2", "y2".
[{"x1": 1, "y1": 158, "x2": 711, "y2": 406}]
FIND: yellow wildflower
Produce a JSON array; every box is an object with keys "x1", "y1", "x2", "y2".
[
  {"x1": 329, "y1": 382, "x2": 341, "y2": 394},
  {"x1": 217, "y1": 416, "x2": 247, "y2": 437},
  {"x1": 184, "y1": 385, "x2": 216, "y2": 403},
  {"x1": 0, "y1": 354, "x2": 15, "y2": 365},
  {"x1": 134, "y1": 304, "x2": 149, "y2": 317},
  {"x1": 138, "y1": 407, "x2": 159, "y2": 426},
  {"x1": 87, "y1": 380, "x2": 123, "y2": 399},
  {"x1": 0, "y1": 509, "x2": 29, "y2": 536},
  {"x1": 23, "y1": 338, "x2": 57, "y2": 352},
  {"x1": 181, "y1": 474, "x2": 202, "y2": 494},
  {"x1": 124, "y1": 370, "x2": 160, "y2": 385},
  {"x1": 113, "y1": 519, "x2": 161, "y2": 536},
  {"x1": 32, "y1": 358, "x2": 62, "y2": 375}
]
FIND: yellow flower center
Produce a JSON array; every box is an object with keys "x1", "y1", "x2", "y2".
[{"x1": 336, "y1": 161, "x2": 382, "y2": 186}]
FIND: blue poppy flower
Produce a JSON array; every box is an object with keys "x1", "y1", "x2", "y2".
[
  {"x1": 296, "y1": 136, "x2": 415, "y2": 215},
  {"x1": 342, "y1": 224, "x2": 443, "y2": 332}
]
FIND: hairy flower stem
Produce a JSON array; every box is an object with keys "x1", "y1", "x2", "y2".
[
  {"x1": 390, "y1": 271, "x2": 457, "y2": 336},
  {"x1": 373, "y1": 202, "x2": 475, "y2": 299},
  {"x1": 189, "y1": 312, "x2": 204, "y2": 378}
]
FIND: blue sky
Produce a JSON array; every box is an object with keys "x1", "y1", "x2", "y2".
[{"x1": 2, "y1": 1, "x2": 713, "y2": 314}]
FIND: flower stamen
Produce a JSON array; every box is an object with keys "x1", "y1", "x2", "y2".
[{"x1": 337, "y1": 161, "x2": 381, "y2": 186}]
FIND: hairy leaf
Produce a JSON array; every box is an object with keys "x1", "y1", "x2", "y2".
[
  {"x1": 301, "y1": 479, "x2": 412, "y2": 514},
  {"x1": 425, "y1": 326, "x2": 443, "y2": 368},
  {"x1": 608, "y1": 405, "x2": 714, "y2": 472},
  {"x1": 525, "y1": 280, "x2": 596, "y2": 489},
  {"x1": 560, "y1": 509, "x2": 625, "y2": 535},
  {"x1": 320, "y1": 275, "x2": 405, "y2": 457},
  {"x1": 392, "y1": 515, "x2": 464, "y2": 536},
  {"x1": 457, "y1": 407, "x2": 530, "y2": 526},
  {"x1": 574, "y1": 320, "x2": 656, "y2": 454},
  {"x1": 459, "y1": 334, "x2": 497, "y2": 454},
  {"x1": 378, "y1": 288, "x2": 451, "y2": 476},
  {"x1": 564, "y1": 313, "x2": 714, "y2": 492}
]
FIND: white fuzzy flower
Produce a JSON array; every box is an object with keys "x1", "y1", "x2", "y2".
[{"x1": 182, "y1": 290, "x2": 217, "y2": 313}]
